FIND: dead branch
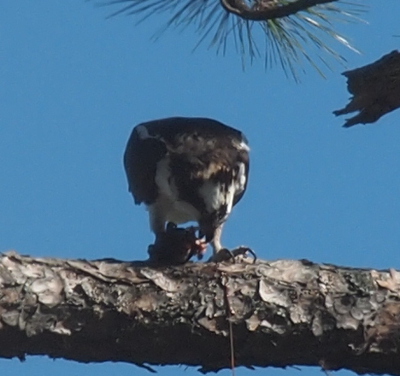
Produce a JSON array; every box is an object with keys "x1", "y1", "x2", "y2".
[
  {"x1": 334, "y1": 50, "x2": 400, "y2": 127},
  {"x1": 1, "y1": 251, "x2": 400, "y2": 374}
]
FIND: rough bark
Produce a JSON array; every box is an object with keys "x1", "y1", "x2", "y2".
[
  {"x1": 1, "y1": 251, "x2": 400, "y2": 374},
  {"x1": 334, "y1": 50, "x2": 400, "y2": 127},
  {"x1": 220, "y1": 0, "x2": 337, "y2": 21}
]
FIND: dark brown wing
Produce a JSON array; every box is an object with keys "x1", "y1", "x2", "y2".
[
  {"x1": 123, "y1": 127, "x2": 167, "y2": 205},
  {"x1": 123, "y1": 117, "x2": 249, "y2": 212}
]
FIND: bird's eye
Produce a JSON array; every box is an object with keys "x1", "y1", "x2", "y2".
[
  {"x1": 217, "y1": 206, "x2": 227, "y2": 221},
  {"x1": 166, "y1": 222, "x2": 177, "y2": 231}
]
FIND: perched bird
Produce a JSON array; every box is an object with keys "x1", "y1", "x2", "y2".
[{"x1": 124, "y1": 117, "x2": 250, "y2": 262}]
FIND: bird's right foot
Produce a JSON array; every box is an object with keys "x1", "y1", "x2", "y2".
[{"x1": 208, "y1": 246, "x2": 257, "y2": 263}]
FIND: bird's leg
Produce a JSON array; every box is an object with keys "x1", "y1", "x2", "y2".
[
  {"x1": 207, "y1": 223, "x2": 234, "y2": 262},
  {"x1": 209, "y1": 223, "x2": 257, "y2": 263},
  {"x1": 147, "y1": 206, "x2": 167, "y2": 261},
  {"x1": 210, "y1": 223, "x2": 224, "y2": 256}
]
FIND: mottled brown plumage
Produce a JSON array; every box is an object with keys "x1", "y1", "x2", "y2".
[{"x1": 124, "y1": 117, "x2": 250, "y2": 261}]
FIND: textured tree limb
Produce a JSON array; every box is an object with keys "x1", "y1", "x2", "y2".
[
  {"x1": 334, "y1": 50, "x2": 400, "y2": 127},
  {"x1": 1, "y1": 251, "x2": 400, "y2": 374},
  {"x1": 220, "y1": 0, "x2": 337, "y2": 21}
]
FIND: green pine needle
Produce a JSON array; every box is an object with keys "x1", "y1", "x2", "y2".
[{"x1": 99, "y1": 0, "x2": 367, "y2": 80}]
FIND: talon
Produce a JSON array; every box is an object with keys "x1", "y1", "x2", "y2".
[
  {"x1": 208, "y1": 248, "x2": 235, "y2": 263},
  {"x1": 208, "y1": 246, "x2": 256, "y2": 263},
  {"x1": 231, "y1": 246, "x2": 257, "y2": 263}
]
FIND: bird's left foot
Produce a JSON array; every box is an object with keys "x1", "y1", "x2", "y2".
[
  {"x1": 147, "y1": 224, "x2": 208, "y2": 265},
  {"x1": 166, "y1": 223, "x2": 208, "y2": 261},
  {"x1": 208, "y1": 246, "x2": 257, "y2": 263}
]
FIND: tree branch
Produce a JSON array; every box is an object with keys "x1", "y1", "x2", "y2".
[
  {"x1": 97, "y1": 0, "x2": 360, "y2": 79},
  {"x1": 1, "y1": 251, "x2": 400, "y2": 374},
  {"x1": 334, "y1": 50, "x2": 400, "y2": 127},
  {"x1": 220, "y1": 0, "x2": 338, "y2": 21}
]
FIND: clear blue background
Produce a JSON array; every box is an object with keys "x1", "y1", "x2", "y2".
[{"x1": 1, "y1": 1, "x2": 400, "y2": 375}]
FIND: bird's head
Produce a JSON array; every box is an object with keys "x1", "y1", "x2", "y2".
[{"x1": 198, "y1": 210, "x2": 227, "y2": 242}]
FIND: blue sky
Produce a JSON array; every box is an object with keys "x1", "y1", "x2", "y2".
[{"x1": 1, "y1": 1, "x2": 400, "y2": 375}]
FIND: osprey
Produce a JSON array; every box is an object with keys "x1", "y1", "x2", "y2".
[{"x1": 124, "y1": 117, "x2": 250, "y2": 261}]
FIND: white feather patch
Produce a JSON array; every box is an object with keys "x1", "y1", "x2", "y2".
[
  {"x1": 239, "y1": 140, "x2": 250, "y2": 152},
  {"x1": 198, "y1": 181, "x2": 222, "y2": 213},
  {"x1": 149, "y1": 157, "x2": 201, "y2": 231},
  {"x1": 235, "y1": 162, "x2": 247, "y2": 194},
  {"x1": 225, "y1": 182, "x2": 235, "y2": 216},
  {"x1": 135, "y1": 125, "x2": 152, "y2": 139},
  {"x1": 154, "y1": 158, "x2": 175, "y2": 198},
  {"x1": 198, "y1": 180, "x2": 235, "y2": 218}
]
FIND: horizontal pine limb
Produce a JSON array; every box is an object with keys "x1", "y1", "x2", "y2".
[{"x1": 0, "y1": 251, "x2": 400, "y2": 374}]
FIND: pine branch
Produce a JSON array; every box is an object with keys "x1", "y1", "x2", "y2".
[
  {"x1": 1, "y1": 251, "x2": 400, "y2": 374},
  {"x1": 220, "y1": 0, "x2": 338, "y2": 21},
  {"x1": 96, "y1": 0, "x2": 365, "y2": 79}
]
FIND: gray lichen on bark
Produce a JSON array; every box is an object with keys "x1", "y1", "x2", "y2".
[{"x1": 1, "y1": 251, "x2": 400, "y2": 374}]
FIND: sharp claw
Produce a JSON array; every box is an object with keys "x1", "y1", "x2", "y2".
[
  {"x1": 208, "y1": 246, "x2": 256, "y2": 263},
  {"x1": 207, "y1": 248, "x2": 234, "y2": 263},
  {"x1": 231, "y1": 246, "x2": 257, "y2": 263},
  {"x1": 150, "y1": 224, "x2": 254, "y2": 266}
]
